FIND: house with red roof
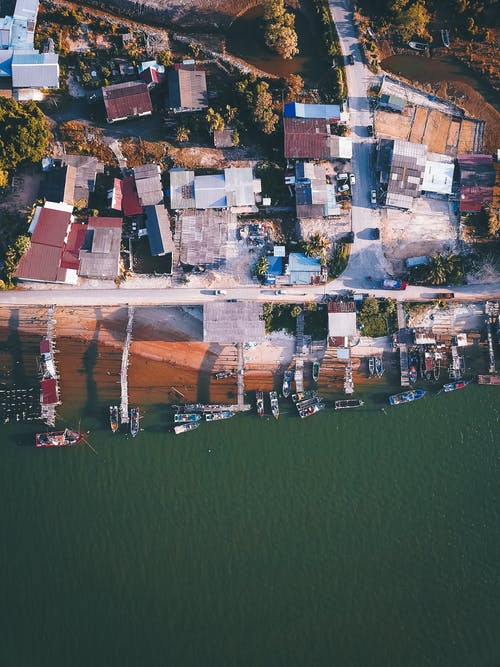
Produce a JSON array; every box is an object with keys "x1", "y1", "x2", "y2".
[
  {"x1": 458, "y1": 154, "x2": 495, "y2": 212},
  {"x1": 15, "y1": 202, "x2": 83, "y2": 284},
  {"x1": 102, "y1": 80, "x2": 153, "y2": 123}
]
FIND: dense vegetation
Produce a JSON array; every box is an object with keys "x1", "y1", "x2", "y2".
[
  {"x1": 357, "y1": 0, "x2": 497, "y2": 40},
  {"x1": 358, "y1": 297, "x2": 397, "y2": 337},
  {"x1": 310, "y1": 0, "x2": 347, "y2": 99},
  {"x1": 262, "y1": 0, "x2": 299, "y2": 60},
  {"x1": 410, "y1": 252, "x2": 464, "y2": 286},
  {"x1": 262, "y1": 303, "x2": 327, "y2": 338},
  {"x1": 0, "y1": 99, "x2": 52, "y2": 172}
]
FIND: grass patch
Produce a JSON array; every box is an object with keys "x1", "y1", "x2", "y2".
[{"x1": 357, "y1": 297, "x2": 398, "y2": 337}]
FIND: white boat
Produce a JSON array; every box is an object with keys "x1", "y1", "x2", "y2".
[
  {"x1": 174, "y1": 422, "x2": 200, "y2": 435},
  {"x1": 270, "y1": 391, "x2": 279, "y2": 419},
  {"x1": 205, "y1": 410, "x2": 234, "y2": 422}
]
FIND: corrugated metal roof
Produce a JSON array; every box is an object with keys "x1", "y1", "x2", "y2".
[
  {"x1": 134, "y1": 163, "x2": 163, "y2": 206},
  {"x1": 203, "y1": 302, "x2": 265, "y2": 343},
  {"x1": 41, "y1": 377, "x2": 57, "y2": 404},
  {"x1": 213, "y1": 128, "x2": 235, "y2": 148},
  {"x1": 284, "y1": 118, "x2": 335, "y2": 159},
  {"x1": 194, "y1": 174, "x2": 226, "y2": 209},
  {"x1": 168, "y1": 66, "x2": 207, "y2": 110},
  {"x1": 284, "y1": 102, "x2": 341, "y2": 120},
  {"x1": 421, "y1": 160, "x2": 454, "y2": 195},
  {"x1": 12, "y1": 51, "x2": 58, "y2": 88},
  {"x1": 287, "y1": 253, "x2": 321, "y2": 285},
  {"x1": 294, "y1": 162, "x2": 328, "y2": 218},
  {"x1": 121, "y1": 176, "x2": 142, "y2": 216},
  {"x1": 60, "y1": 223, "x2": 86, "y2": 270},
  {"x1": 385, "y1": 140, "x2": 427, "y2": 209},
  {"x1": 176, "y1": 209, "x2": 235, "y2": 266},
  {"x1": 224, "y1": 167, "x2": 260, "y2": 207},
  {"x1": 145, "y1": 205, "x2": 174, "y2": 256},
  {"x1": 169, "y1": 169, "x2": 195, "y2": 209},
  {"x1": 64, "y1": 154, "x2": 104, "y2": 204},
  {"x1": 457, "y1": 155, "x2": 495, "y2": 212},
  {"x1": 31, "y1": 206, "x2": 71, "y2": 247},
  {"x1": 15, "y1": 242, "x2": 62, "y2": 282},
  {"x1": 14, "y1": 0, "x2": 39, "y2": 21},
  {"x1": 328, "y1": 311, "x2": 357, "y2": 337},
  {"x1": 102, "y1": 80, "x2": 152, "y2": 121}
]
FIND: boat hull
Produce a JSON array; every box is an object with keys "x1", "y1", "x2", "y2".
[
  {"x1": 174, "y1": 422, "x2": 199, "y2": 435},
  {"x1": 130, "y1": 407, "x2": 140, "y2": 437},
  {"x1": 36, "y1": 429, "x2": 84, "y2": 448},
  {"x1": 389, "y1": 390, "x2": 426, "y2": 406}
]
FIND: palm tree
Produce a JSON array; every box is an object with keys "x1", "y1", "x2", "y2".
[
  {"x1": 254, "y1": 256, "x2": 269, "y2": 281},
  {"x1": 304, "y1": 233, "x2": 331, "y2": 263},
  {"x1": 424, "y1": 253, "x2": 447, "y2": 285}
]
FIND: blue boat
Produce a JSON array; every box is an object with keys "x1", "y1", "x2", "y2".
[
  {"x1": 389, "y1": 389, "x2": 426, "y2": 406},
  {"x1": 174, "y1": 413, "x2": 202, "y2": 423}
]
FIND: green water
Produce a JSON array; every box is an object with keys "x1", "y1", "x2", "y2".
[{"x1": 1, "y1": 380, "x2": 499, "y2": 666}]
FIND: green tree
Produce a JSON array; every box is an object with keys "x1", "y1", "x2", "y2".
[
  {"x1": 176, "y1": 126, "x2": 190, "y2": 143},
  {"x1": 206, "y1": 108, "x2": 225, "y2": 133},
  {"x1": 283, "y1": 73, "x2": 304, "y2": 101},
  {"x1": 0, "y1": 169, "x2": 8, "y2": 188},
  {"x1": 231, "y1": 130, "x2": 240, "y2": 146},
  {"x1": 360, "y1": 296, "x2": 379, "y2": 317},
  {"x1": 393, "y1": 0, "x2": 430, "y2": 40},
  {"x1": 156, "y1": 50, "x2": 172, "y2": 67},
  {"x1": 3, "y1": 235, "x2": 30, "y2": 284},
  {"x1": 263, "y1": 0, "x2": 299, "y2": 60},
  {"x1": 291, "y1": 306, "x2": 302, "y2": 318},
  {"x1": 303, "y1": 233, "x2": 331, "y2": 262},
  {"x1": 0, "y1": 99, "x2": 52, "y2": 171},
  {"x1": 252, "y1": 82, "x2": 279, "y2": 134},
  {"x1": 254, "y1": 255, "x2": 270, "y2": 280}
]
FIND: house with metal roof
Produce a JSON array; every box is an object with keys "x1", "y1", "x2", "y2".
[
  {"x1": 121, "y1": 176, "x2": 143, "y2": 216},
  {"x1": 133, "y1": 163, "x2": 164, "y2": 207},
  {"x1": 458, "y1": 154, "x2": 495, "y2": 212},
  {"x1": 169, "y1": 167, "x2": 261, "y2": 210},
  {"x1": 138, "y1": 60, "x2": 165, "y2": 88},
  {"x1": 175, "y1": 209, "x2": 236, "y2": 267},
  {"x1": 78, "y1": 217, "x2": 122, "y2": 279},
  {"x1": 63, "y1": 154, "x2": 104, "y2": 206},
  {"x1": 286, "y1": 253, "x2": 322, "y2": 285},
  {"x1": 378, "y1": 139, "x2": 427, "y2": 209},
  {"x1": 144, "y1": 205, "x2": 174, "y2": 259},
  {"x1": 102, "y1": 80, "x2": 152, "y2": 123},
  {"x1": 167, "y1": 60, "x2": 207, "y2": 112},
  {"x1": 327, "y1": 300, "x2": 357, "y2": 347},
  {"x1": 15, "y1": 201, "x2": 81, "y2": 284},
  {"x1": 284, "y1": 118, "x2": 337, "y2": 160},
  {"x1": 284, "y1": 102, "x2": 341, "y2": 121},
  {"x1": 421, "y1": 157, "x2": 455, "y2": 195},
  {"x1": 294, "y1": 162, "x2": 338, "y2": 219},
  {"x1": 203, "y1": 301, "x2": 265, "y2": 343},
  {"x1": 329, "y1": 135, "x2": 352, "y2": 160},
  {"x1": 213, "y1": 127, "x2": 237, "y2": 148},
  {"x1": 12, "y1": 52, "x2": 59, "y2": 88},
  {"x1": 378, "y1": 93, "x2": 406, "y2": 113}
]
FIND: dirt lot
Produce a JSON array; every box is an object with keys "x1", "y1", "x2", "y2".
[
  {"x1": 375, "y1": 109, "x2": 413, "y2": 140},
  {"x1": 382, "y1": 197, "x2": 458, "y2": 274}
]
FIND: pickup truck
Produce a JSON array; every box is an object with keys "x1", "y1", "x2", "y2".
[{"x1": 381, "y1": 279, "x2": 407, "y2": 290}]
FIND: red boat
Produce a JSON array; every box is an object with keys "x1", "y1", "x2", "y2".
[{"x1": 36, "y1": 429, "x2": 84, "y2": 448}]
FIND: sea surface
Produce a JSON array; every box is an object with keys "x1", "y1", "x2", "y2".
[{"x1": 1, "y1": 335, "x2": 499, "y2": 667}]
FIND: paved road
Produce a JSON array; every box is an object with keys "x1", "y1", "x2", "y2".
[
  {"x1": 0, "y1": 283, "x2": 499, "y2": 307},
  {"x1": 328, "y1": 0, "x2": 388, "y2": 284}
]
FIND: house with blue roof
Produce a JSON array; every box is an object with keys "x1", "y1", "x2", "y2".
[
  {"x1": 264, "y1": 255, "x2": 283, "y2": 285},
  {"x1": 286, "y1": 253, "x2": 322, "y2": 285},
  {"x1": 145, "y1": 205, "x2": 174, "y2": 260}
]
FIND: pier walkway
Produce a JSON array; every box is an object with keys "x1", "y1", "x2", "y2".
[
  {"x1": 399, "y1": 344, "x2": 410, "y2": 387},
  {"x1": 40, "y1": 305, "x2": 60, "y2": 427},
  {"x1": 120, "y1": 306, "x2": 134, "y2": 424},
  {"x1": 485, "y1": 302, "x2": 498, "y2": 373},
  {"x1": 236, "y1": 342, "x2": 245, "y2": 407},
  {"x1": 397, "y1": 302, "x2": 406, "y2": 330}
]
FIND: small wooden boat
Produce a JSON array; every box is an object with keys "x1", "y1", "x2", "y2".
[
  {"x1": 36, "y1": 428, "x2": 84, "y2": 448},
  {"x1": 312, "y1": 361, "x2": 320, "y2": 382},
  {"x1": 297, "y1": 397, "x2": 324, "y2": 419},
  {"x1": 443, "y1": 379, "x2": 471, "y2": 393},
  {"x1": 256, "y1": 391, "x2": 264, "y2": 417},
  {"x1": 335, "y1": 399, "x2": 364, "y2": 410},
  {"x1": 389, "y1": 389, "x2": 426, "y2": 406},
  {"x1": 409, "y1": 366, "x2": 417, "y2": 384},
  {"x1": 205, "y1": 410, "x2": 234, "y2": 422},
  {"x1": 441, "y1": 29, "x2": 450, "y2": 47},
  {"x1": 109, "y1": 405, "x2": 119, "y2": 432},
  {"x1": 174, "y1": 413, "x2": 202, "y2": 424},
  {"x1": 408, "y1": 41, "x2": 428, "y2": 51},
  {"x1": 174, "y1": 422, "x2": 199, "y2": 435},
  {"x1": 282, "y1": 370, "x2": 293, "y2": 398},
  {"x1": 214, "y1": 370, "x2": 234, "y2": 380},
  {"x1": 270, "y1": 391, "x2": 279, "y2": 419},
  {"x1": 368, "y1": 357, "x2": 375, "y2": 378},
  {"x1": 130, "y1": 407, "x2": 140, "y2": 437},
  {"x1": 375, "y1": 357, "x2": 384, "y2": 378}
]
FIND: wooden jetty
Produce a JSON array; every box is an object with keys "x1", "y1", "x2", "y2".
[
  {"x1": 485, "y1": 302, "x2": 498, "y2": 374},
  {"x1": 399, "y1": 344, "x2": 410, "y2": 387},
  {"x1": 294, "y1": 358, "x2": 304, "y2": 393},
  {"x1": 344, "y1": 358, "x2": 354, "y2": 394},
  {"x1": 120, "y1": 306, "x2": 134, "y2": 424},
  {"x1": 236, "y1": 342, "x2": 245, "y2": 408},
  {"x1": 397, "y1": 302, "x2": 406, "y2": 330},
  {"x1": 40, "y1": 305, "x2": 60, "y2": 427},
  {"x1": 478, "y1": 375, "x2": 500, "y2": 385}
]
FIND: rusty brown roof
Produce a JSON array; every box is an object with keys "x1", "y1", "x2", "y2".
[{"x1": 102, "y1": 81, "x2": 152, "y2": 121}]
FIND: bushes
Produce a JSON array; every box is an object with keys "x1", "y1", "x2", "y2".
[
  {"x1": 328, "y1": 242, "x2": 350, "y2": 279},
  {"x1": 310, "y1": 0, "x2": 347, "y2": 100},
  {"x1": 358, "y1": 297, "x2": 397, "y2": 337}
]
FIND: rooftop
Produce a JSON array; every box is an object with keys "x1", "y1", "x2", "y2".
[
  {"x1": 384, "y1": 139, "x2": 427, "y2": 209},
  {"x1": 287, "y1": 252, "x2": 321, "y2": 285},
  {"x1": 144, "y1": 205, "x2": 174, "y2": 257},
  {"x1": 102, "y1": 80, "x2": 152, "y2": 122},
  {"x1": 284, "y1": 118, "x2": 336, "y2": 159},
  {"x1": 134, "y1": 163, "x2": 163, "y2": 206},
  {"x1": 327, "y1": 300, "x2": 357, "y2": 338},
  {"x1": 458, "y1": 154, "x2": 495, "y2": 212},
  {"x1": 78, "y1": 217, "x2": 122, "y2": 279},
  {"x1": 168, "y1": 64, "x2": 207, "y2": 110},
  {"x1": 203, "y1": 301, "x2": 265, "y2": 343},
  {"x1": 175, "y1": 209, "x2": 236, "y2": 267},
  {"x1": 284, "y1": 102, "x2": 341, "y2": 120}
]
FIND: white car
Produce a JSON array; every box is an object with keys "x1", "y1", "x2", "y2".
[
  {"x1": 274, "y1": 289, "x2": 287, "y2": 295},
  {"x1": 213, "y1": 289, "x2": 227, "y2": 295},
  {"x1": 370, "y1": 189, "x2": 377, "y2": 205},
  {"x1": 338, "y1": 183, "x2": 350, "y2": 193},
  {"x1": 336, "y1": 172, "x2": 348, "y2": 181},
  {"x1": 349, "y1": 173, "x2": 356, "y2": 186}
]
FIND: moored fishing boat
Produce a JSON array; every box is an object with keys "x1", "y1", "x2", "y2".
[
  {"x1": 443, "y1": 379, "x2": 471, "y2": 392},
  {"x1": 409, "y1": 366, "x2": 417, "y2": 384},
  {"x1": 408, "y1": 41, "x2": 428, "y2": 51},
  {"x1": 335, "y1": 399, "x2": 364, "y2": 410},
  {"x1": 368, "y1": 357, "x2": 375, "y2": 378},
  {"x1": 256, "y1": 390, "x2": 264, "y2": 417},
  {"x1": 36, "y1": 428, "x2": 84, "y2": 448},
  {"x1": 205, "y1": 410, "x2": 234, "y2": 422},
  {"x1": 441, "y1": 29, "x2": 450, "y2": 47},
  {"x1": 297, "y1": 397, "x2": 324, "y2": 419},
  {"x1": 375, "y1": 357, "x2": 384, "y2": 377},
  {"x1": 270, "y1": 391, "x2": 279, "y2": 419},
  {"x1": 174, "y1": 422, "x2": 200, "y2": 435},
  {"x1": 130, "y1": 406, "x2": 140, "y2": 437},
  {"x1": 292, "y1": 389, "x2": 315, "y2": 403},
  {"x1": 174, "y1": 413, "x2": 202, "y2": 423},
  {"x1": 389, "y1": 389, "x2": 426, "y2": 406},
  {"x1": 282, "y1": 370, "x2": 293, "y2": 398},
  {"x1": 214, "y1": 370, "x2": 234, "y2": 380},
  {"x1": 109, "y1": 405, "x2": 119, "y2": 432},
  {"x1": 312, "y1": 361, "x2": 320, "y2": 382}
]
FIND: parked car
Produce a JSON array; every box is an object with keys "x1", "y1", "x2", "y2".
[
  {"x1": 371, "y1": 228, "x2": 380, "y2": 240},
  {"x1": 338, "y1": 183, "x2": 350, "y2": 193},
  {"x1": 213, "y1": 289, "x2": 227, "y2": 295},
  {"x1": 347, "y1": 54, "x2": 354, "y2": 65},
  {"x1": 336, "y1": 172, "x2": 348, "y2": 181},
  {"x1": 367, "y1": 124, "x2": 374, "y2": 136},
  {"x1": 371, "y1": 189, "x2": 377, "y2": 205},
  {"x1": 436, "y1": 292, "x2": 454, "y2": 299},
  {"x1": 275, "y1": 289, "x2": 286, "y2": 295},
  {"x1": 349, "y1": 173, "x2": 356, "y2": 186}
]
